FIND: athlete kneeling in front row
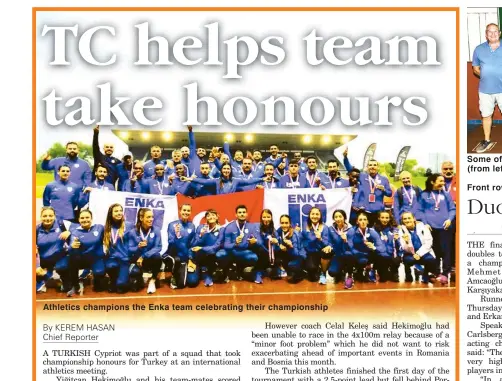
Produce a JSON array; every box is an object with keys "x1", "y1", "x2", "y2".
[
  {"x1": 190, "y1": 209, "x2": 228, "y2": 286},
  {"x1": 223, "y1": 205, "x2": 262, "y2": 283},
  {"x1": 67, "y1": 210, "x2": 106, "y2": 296},
  {"x1": 347, "y1": 212, "x2": 385, "y2": 283},
  {"x1": 103, "y1": 203, "x2": 135, "y2": 293},
  {"x1": 373, "y1": 211, "x2": 401, "y2": 282},
  {"x1": 398, "y1": 212, "x2": 437, "y2": 284},
  {"x1": 128, "y1": 208, "x2": 163, "y2": 294},
  {"x1": 36, "y1": 206, "x2": 71, "y2": 293},
  {"x1": 276, "y1": 214, "x2": 306, "y2": 284},
  {"x1": 165, "y1": 204, "x2": 198, "y2": 289},
  {"x1": 328, "y1": 209, "x2": 355, "y2": 289},
  {"x1": 301, "y1": 207, "x2": 332, "y2": 285}
]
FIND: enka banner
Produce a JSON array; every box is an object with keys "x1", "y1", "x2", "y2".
[
  {"x1": 263, "y1": 188, "x2": 353, "y2": 229},
  {"x1": 88, "y1": 189, "x2": 179, "y2": 254}
]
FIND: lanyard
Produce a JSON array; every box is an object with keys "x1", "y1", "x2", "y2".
[
  {"x1": 367, "y1": 175, "x2": 378, "y2": 194},
  {"x1": 140, "y1": 228, "x2": 151, "y2": 242},
  {"x1": 156, "y1": 180, "x2": 165, "y2": 194},
  {"x1": 358, "y1": 228, "x2": 367, "y2": 242},
  {"x1": 268, "y1": 235, "x2": 275, "y2": 265},
  {"x1": 111, "y1": 227, "x2": 120, "y2": 245},
  {"x1": 402, "y1": 186, "x2": 414, "y2": 204},
  {"x1": 430, "y1": 192, "x2": 441, "y2": 210},
  {"x1": 236, "y1": 221, "x2": 246, "y2": 236},
  {"x1": 306, "y1": 171, "x2": 318, "y2": 188},
  {"x1": 329, "y1": 176, "x2": 337, "y2": 189},
  {"x1": 288, "y1": 174, "x2": 300, "y2": 188}
]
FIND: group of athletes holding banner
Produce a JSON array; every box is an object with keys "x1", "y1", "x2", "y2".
[{"x1": 36, "y1": 126, "x2": 457, "y2": 296}]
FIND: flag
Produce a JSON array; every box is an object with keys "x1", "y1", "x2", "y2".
[{"x1": 177, "y1": 189, "x2": 264, "y2": 227}]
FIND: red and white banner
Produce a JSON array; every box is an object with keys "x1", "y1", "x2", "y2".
[
  {"x1": 177, "y1": 189, "x2": 264, "y2": 227},
  {"x1": 87, "y1": 188, "x2": 351, "y2": 249}
]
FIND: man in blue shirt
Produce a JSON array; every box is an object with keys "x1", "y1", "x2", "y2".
[
  {"x1": 472, "y1": 23, "x2": 502, "y2": 153},
  {"x1": 41, "y1": 142, "x2": 92, "y2": 189}
]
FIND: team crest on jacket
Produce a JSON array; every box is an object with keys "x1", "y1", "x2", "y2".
[
  {"x1": 150, "y1": 233, "x2": 155, "y2": 238},
  {"x1": 74, "y1": 164, "x2": 80, "y2": 168},
  {"x1": 93, "y1": 231, "x2": 99, "y2": 236},
  {"x1": 67, "y1": 187, "x2": 73, "y2": 192},
  {"x1": 245, "y1": 229, "x2": 249, "y2": 234}
]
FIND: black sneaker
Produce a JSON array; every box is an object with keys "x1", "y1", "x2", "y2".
[{"x1": 476, "y1": 140, "x2": 491, "y2": 153}]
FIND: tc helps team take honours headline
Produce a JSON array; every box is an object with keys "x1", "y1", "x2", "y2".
[{"x1": 40, "y1": 21, "x2": 439, "y2": 128}]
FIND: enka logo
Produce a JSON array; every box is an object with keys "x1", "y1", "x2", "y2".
[
  {"x1": 287, "y1": 194, "x2": 327, "y2": 229},
  {"x1": 124, "y1": 197, "x2": 166, "y2": 229}
]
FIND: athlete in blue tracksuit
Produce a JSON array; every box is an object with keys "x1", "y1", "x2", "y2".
[
  {"x1": 327, "y1": 210, "x2": 355, "y2": 288},
  {"x1": 393, "y1": 171, "x2": 422, "y2": 223},
  {"x1": 347, "y1": 212, "x2": 386, "y2": 282},
  {"x1": 398, "y1": 212, "x2": 437, "y2": 283},
  {"x1": 67, "y1": 210, "x2": 106, "y2": 295},
  {"x1": 41, "y1": 143, "x2": 92, "y2": 189},
  {"x1": 143, "y1": 144, "x2": 167, "y2": 179},
  {"x1": 320, "y1": 160, "x2": 350, "y2": 189},
  {"x1": 343, "y1": 155, "x2": 391, "y2": 225},
  {"x1": 92, "y1": 126, "x2": 121, "y2": 185},
  {"x1": 147, "y1": 166, "x2": 171, "y2": 195},
  {"x1": 301, "y1": 207, "x2": 332, "y2": 284},
  {"x1": 183, "y1": 126, "x2": 203, "y2": 177},
  {"x1": 224, "y1": 205, "x2": 262, "y2": 282},
  {"x1": 373, "y1": 211, "x2": 401, "y2": 282},
  {"x1": 122, "y1": 163, "x2": 150, "y2": 194},
  {"x1": 36, "y1": 207, "x2": 70, "y2": 292},
  {"x1": 103, "y1": 204, "x2": 134, "y2": 293},
  {"x1": 189, "y1": 163, "x2": 265, "y2": 195},
  {"x1": 223, "y1": 142, "x2": 243, "y2": 173},
  {"x1": 254, "y1": 210, "x2": 281, "y2": 283},
  {"x1": 117, "y1": 154, "x2": 133, "y2": 192},
  {"x1": 43, "y1": 165, "x2": 82, "y2": 223},
  {"x1": 80, "y1": 165, "x2": 115, "y2": 207},
  {"x1": 304, "y1": 156, "x2": 329, "y2": 189},
  {"x1": 279, "y1": 160, "x2": 310, "y2": 188},
  {"x1": 165, "y1": 204, "x2": 197, "y2": 289},
  {"x1": 188, "y1": 162, "x2": 217, "y2": 197},
  {"x1": 190, "y1": 210, "x2": 228, "y2": 286},
  {"x1": 128, "y1": 208, "x2": 163, "y2": 293},
  {"x1": 417, "y1": 174, "x2": 456, "y2": 277},
  {"x1": 276, "y1": 215, "x2": 306, "y2": 283}
]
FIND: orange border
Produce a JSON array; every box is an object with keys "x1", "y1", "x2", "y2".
[{"x1": 32, "y1": 7, "x2": 460, "y2": 381}]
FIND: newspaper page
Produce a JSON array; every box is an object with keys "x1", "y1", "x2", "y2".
[
  {"x1": 33, "y1": 6, "x2": 457, "y2": 381},
  {"x1": 464, "y1": 5, "x2": 502, "y2": 381}
]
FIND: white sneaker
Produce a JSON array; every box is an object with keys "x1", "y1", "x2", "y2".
[
  {"x1": 147, "y1": 280, "x2": 156, "y2": 294},
  {"x1": 325, "y1": 272, "x2": 335, "y2": 284},
  {"x1": 51, "y1": 270, "x2": 61, "y2": 281},
  {"x1": 78, "y1": 281, "x2": 84, "y2": 296},
  {"x1": 36, "y1": 283, "x2": 47, "y2": 293}
]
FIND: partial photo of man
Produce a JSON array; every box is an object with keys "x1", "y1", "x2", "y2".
[{"x1": 472, "y1": 23, "x2": 502, "y2": 153}]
